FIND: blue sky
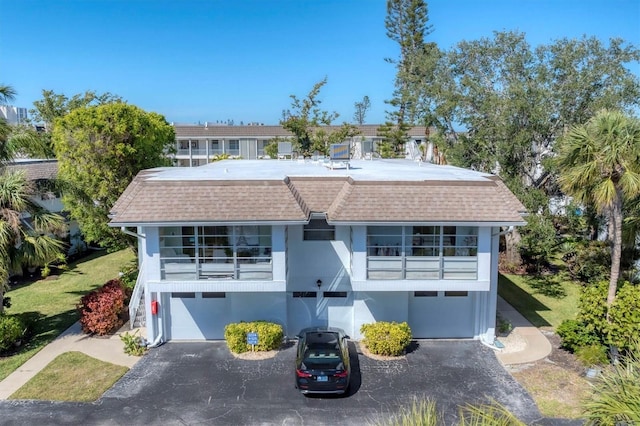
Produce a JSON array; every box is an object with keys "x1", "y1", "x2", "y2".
[{"x1": 2, "y1": 0, "x2": 639, "y2": 125}]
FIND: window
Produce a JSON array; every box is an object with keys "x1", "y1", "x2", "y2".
[
  {"x1": 444, "y1": 291, "x2": 468, "y2": 297},
  {"x1": 367, "y1": 226, "x2": 478, "y2": 280},
  {"x1": 227, "y1": 139, "x2": 240, "y2": 155},
  {"x1": 323, "y1": 291, "x2": 347, "y2": 298},
  {"x1": 171, "y1": 292, "x2": 195, "y2": 298},
  {"x1": 414, "y1": 291, "x2": 438, "y2": 297},
  {"x1": 303, "y1": 218, "x2": 335, "y2": 241},
  {"x1": 293, "y1": 292, "x2": 317, "y2": 298},
  {"x1": 203, "y1": 292, "x2": 226, "y2": 298},
  {"x1": 210, "y1": 140, "x2": 222, "y2": 155},
  {"x1": 160, "y1": 225, "x2": 272, "y2": 281},
  {"x1": 257, "y1": 139, "x2": 269, "y2": 156}
]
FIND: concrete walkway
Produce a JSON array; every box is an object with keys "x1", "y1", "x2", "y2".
[
  {"x1": 0, "y1": 296, "x2": 552, "y2": 400},
  {"x1": 0, "y1": 322, "x2": 144, "y2": 400},
  {"x1": 495, "y1": 296, "x2": 553, "y2": 365}
]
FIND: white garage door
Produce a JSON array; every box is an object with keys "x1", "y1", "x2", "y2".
[
  {"x1": 287, "y1": 291, "x2": 354, "y2": 337},
  {"x1": 409, "y1": 291, "x2": 474, "y2": 338},
  {"x1": 168, "y1": 292, "x2": 228, "y2": 340}
]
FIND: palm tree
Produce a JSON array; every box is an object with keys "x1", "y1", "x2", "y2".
[
  {"x1": 556, "y1": 110, "x2": 640, "y2": 317},
  {"x1": 0, "y1": 84, "x2": 18, "y2": 164},
  {"x1": 0, "y1": 84, "x2": 66, "y2": 313}
]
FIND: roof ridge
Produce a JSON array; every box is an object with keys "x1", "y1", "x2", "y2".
[
  {"x1": 285, "y1": 177, "x2": 311, "y2": 219},
  {"x1": 327, "y1": 178, "x2": 355, "y2": 220}
]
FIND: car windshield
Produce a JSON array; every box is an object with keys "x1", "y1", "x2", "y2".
[{"x1": 301, "y1": 332, "x2": 343, "y2": 369}]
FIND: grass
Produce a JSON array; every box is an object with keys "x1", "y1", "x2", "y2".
[
  {"x1": 9, "y1": 351, "x2": 128, "y2": 401},
  {"x1": 0, "y1": 249, "x2": 136, "y2": 381},
  {"x1": 511, "y1": 363, "x2": 592, "y2": 418},
  {"x1": 498, "y1": 273, "x2": 581, "y2": 329}
]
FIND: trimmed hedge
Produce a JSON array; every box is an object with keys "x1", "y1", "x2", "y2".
[
  {"x1": 77, "y1": 278, "x2": 126, "y2": 335},
  {"x1": 360, "y1": 321, "x2": 412, "y2": 356},
  {"x1": 0, "y1": 314, "x2": 25, "y2": 353},
  {"x1": 224, "y1": 321, "x2": 284, "y2": 354}
]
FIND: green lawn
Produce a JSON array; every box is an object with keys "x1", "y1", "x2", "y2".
[
  {"x1": 498, "y1": 273, "x2": 581, "y2": 329},
  {"x1": 9, "y1": 351, "x2": 128, "y2": 401},
  {"x1": 0, "y1": 249, "x2": 136, "y2": 381}
]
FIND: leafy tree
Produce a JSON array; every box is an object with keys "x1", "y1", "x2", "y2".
[
  {"x1": 556, "y1": 110, "x2": 640, "y2": 316},
  {"x1": 353, "y1": 95, "x2": 371, "y2": 125},
  {"x1": 52, "y1": 103, "x2": 175, "y2": 250},
  {"x1": 12, "y1": 90, "x2": 123, "y2": 159},
  {"x1": 376, "y1": 121, "x2": 410, "y2": 158},
  {"x1": 385, "y1": 0, "x2": 434, "y2": 126},
  {"x1": 280, "y1": 78, "x2": 359, "y2": 157},
  {"x1": 435, "y1": 34, "x2": 639, "y2": 187}
]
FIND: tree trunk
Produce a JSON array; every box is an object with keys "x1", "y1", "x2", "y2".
[
  {"x1": 607, "y1": 197, "x2": 623, "y2": 321},
  {"x1": 504, "y1": 227, "x2": 522, "y2": 266}
]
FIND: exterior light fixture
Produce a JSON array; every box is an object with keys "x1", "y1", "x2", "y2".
[{"x1": 316, "y1": 279, "x2": 322, "y2": 288}]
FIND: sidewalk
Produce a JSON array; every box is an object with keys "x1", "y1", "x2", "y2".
[
  {"x1": 495, "y1": 296, "x2": 552, "y2": 365},
  {"x1": 0, "y1": 322, "x2": 145, "y2": 400}
]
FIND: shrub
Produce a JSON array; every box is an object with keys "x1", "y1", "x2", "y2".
[
  {"x1": 575, "y1": 344, "x2": 609, "y2": 367},
  {"x1": 224, "y1": 321, "x2": 284, "y2": 354},
  {"x1": 576, "y1": 281, "x2": 640, "y2": 352},
  {"x1": 582, "y1": 340, "x2": 640, "y2": 425},
  {"x1": 77, "y1": 278, "x2": 126, "y2": 335},
  {"x1": 0, "y1": 314, "x2": 25, "y2": 353},
  {"x1": 120, "y1": 330, "x2": 147, "y2": 356},
  {"x1": 557, "y1": 319, "x2": 600, "y2": 352},
  {"x1": 607, "y1": 283, "x2": 640, "y2": 351},
  {"x1": 566, "y1": 241, "x2": 610, "y2": 284},
  {"x1": 360, "y1": 321, "x2": 412, "y2": 356}
]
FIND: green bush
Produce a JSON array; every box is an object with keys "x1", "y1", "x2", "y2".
[
  {"x1": 557, "y1": 319, "x2": 601, "y2": 352},
  {"x1": 575, "y1": 344, "x2": 609, "y2": 367},
  {"x1": 577, "y1": 281, "x2": 640, "y2": 352},
  {"x1": 120, "y1": 330, "x2": 147, "y2": 356},
  {"x1": 224, "y1": 321, "x2": 284, "y2": 354},
  {"x1": 0, "y1": 314, "x2": 25, "y2": 353},
  {"x1": 360, "y1": 321, "x2": 412, "y2": 356},
  {"x1": 566, "y1": 241, "x2": 610, "y2": 284}
]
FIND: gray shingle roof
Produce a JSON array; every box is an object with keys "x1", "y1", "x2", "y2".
[
  {"x1": 4, "y1": 160, "x2": 58, "y2": 181},
  {"x1": 110, "y1": 160, "x2": 526, "y2": 226}
]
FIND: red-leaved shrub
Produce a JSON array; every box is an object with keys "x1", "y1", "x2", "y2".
[{"x1": 77, "y1": 279, "x2": 126, "y2": 335}]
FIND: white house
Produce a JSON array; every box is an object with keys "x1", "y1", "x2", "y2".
[
  {"x1": 109, "y1": 159, "x2": 526, "y2": 345},
  {"x1": 172, "y1": 124, "x2": 429, "y2": 166}
]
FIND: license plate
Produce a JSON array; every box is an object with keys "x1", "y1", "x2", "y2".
[{"x1": 316, "y1": 375, "x2": 328, "y2": 382}]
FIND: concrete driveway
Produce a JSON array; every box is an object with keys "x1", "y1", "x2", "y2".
[{"x1": 0, "y1": 340, "x2": 547, "y2": 425}]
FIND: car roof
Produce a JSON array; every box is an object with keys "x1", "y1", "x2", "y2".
[{"x1": 298, "y1": 326, "x2": 345, "y2": 336}]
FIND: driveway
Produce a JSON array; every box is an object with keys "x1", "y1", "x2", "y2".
[{"x1": 0, "y1": 341, "x2": 547, "y2": 425}]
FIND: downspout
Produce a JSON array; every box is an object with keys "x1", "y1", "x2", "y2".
[
  {"x1": 491, "y1": 225, "x2": 514, "y2": 237},
  {"x1": 121, "y1": 227, "x2": 146, "y2": 239}
]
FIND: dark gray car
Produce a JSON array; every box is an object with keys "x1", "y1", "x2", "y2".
[{"x1": 295, "y1": 327, "x2": 350, "y2": 394}]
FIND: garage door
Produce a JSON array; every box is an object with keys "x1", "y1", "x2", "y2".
[
  {"x1": 409, "y1": 291, "x2": 474, "y2": 338},
  {"x1": 168, "y1": 292, "x2": 228, "y2": 340},
  {"x1": 287, "y1": 291, "x2": 354, "y2": 337}
]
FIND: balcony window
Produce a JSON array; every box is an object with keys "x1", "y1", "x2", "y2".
[
  {"x1": 227, "y1": 140, "x2": 240, "y2": 155},
  {"x1": 160, "y1": 225, "x2": 272, "y2": 281},
  {"x1": 367, "y1": 226, "x2": 478, "y2": 280},
  {"x1": 210, "y1": 140, "x2": 222, "y2": 155}
]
